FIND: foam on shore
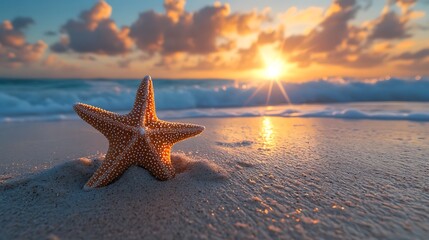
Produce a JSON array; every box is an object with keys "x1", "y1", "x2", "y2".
[{"x1": 2, "y1": 77, "x2": 429, "y2": 123}]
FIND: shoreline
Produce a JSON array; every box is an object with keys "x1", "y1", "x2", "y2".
[{"x1": 2, "y1": 101, "x2": 429, "y2": 124}]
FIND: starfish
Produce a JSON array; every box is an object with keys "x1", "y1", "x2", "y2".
[{"x1": 74, "y1": 75, "x2": 205, "y2": 189}]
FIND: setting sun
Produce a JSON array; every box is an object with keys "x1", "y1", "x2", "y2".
[
  {"x1": 259, "y1": 45, "x2": 290, "y2": 81},
  {"x1": 247, "y1": 49, "x2": 292, "y2": 105},
  {"x1": 265, "y1": 60, "x2": 284, "y2": 80}
]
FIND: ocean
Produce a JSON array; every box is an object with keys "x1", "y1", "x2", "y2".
[
  {"x1": 1, "y1": 77, "x2": 429, "y2": 122},
  {"x1": 1, "y1": 78, "x2": 429, "y2": 239}
]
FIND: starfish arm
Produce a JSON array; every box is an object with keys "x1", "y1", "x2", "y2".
[
  {"x1": 84, "y1": 157, "x2": 131, "y2": 189},
  {"x1": 143, "y1": 76, "x2": 158, "y2": 124},
  {"x1": 74, "y1": 103, "x2": 133, "y2": 139},
  {"x1": 127, "y1": 75, "x2": 156, "y2": 127},
  {"x1": 136, "y1": 137, "x2": 175, "y2": 181},
  {"x1": 148, "y1": 120, "x2": 205, "y2": 145},
  {"x1": 84, "y1": 136, "x2": 139, "y2": 189},
  {"x1": 137, "y1": 120, "x2": 204, "y2": 181}
]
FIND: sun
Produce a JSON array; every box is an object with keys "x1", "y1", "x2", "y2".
[
  {"x1": 259, "y1": 45, "x2": 288, "y2": 81},
  {"x1": 245, "y1": 48, "x2": 293, "y2": 105},
  {"x1": 265, "y1": 60, "x2": 283, "y2": 80}
]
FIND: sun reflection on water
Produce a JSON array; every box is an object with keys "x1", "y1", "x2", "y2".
[{"x1": 261, "y1": 117, "x2": 274, "y2": 149}]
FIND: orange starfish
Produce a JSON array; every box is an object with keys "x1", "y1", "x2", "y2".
[{"x1": 74, "y1": 76, "x2": 205, "y2": 189}]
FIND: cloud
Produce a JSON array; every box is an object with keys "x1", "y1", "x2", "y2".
[
  {"x1": 77, "y1": 55, "x2": 97, "y2": 62},
  {"x1": 393, "y1": 47, "x2": 429, "y2": 73},
  {"x1": 236, "y1": 43, "x2": 264, "y2": 69},
  {"x1": 51, "y1": 0, "x2": 132, "y2": 55},
  {"x1": 7, "y1": 0, "x2": 424, "y2": 76},
  {"x1": 145, "y1": 0, "x2": 424, "y2": 72},
  {"x1": 279, "y1": 6, "x2": 325, "y2": 25},
  {"x1": 11, "y1": 17, "x2": 35, "y2": 30},
  {"x1": 257, "y1": 27, "x2": 284, "y2": 45},
  {"x1": 303, "y1": 0, "x2": 359, "y2": 53},
  {"x1": 274, "y1": 0, "x2": 427, "y2": 69},
  {"x1": 368, "y1": 0, "x2": 423, "y2": 41},
  {"x1": 117, "y1": 58, "x2": 132, "y2": 68},
  {"x1": 389, "y1": 0, "x2": 417, "y2": 13},
  {"x1": 50, "y1": 36, "x2": 69, "y2": 52},
  {"x1": 0, "y1": 18, "x2": 47, "y2": 66},
  {"x1": 127, "y1": 0, "x2": 269, "y2": 71},
  {"x1": 44, "y1": 31, "x2": 57, "y2": 37},
  {"x1": 394, "y1": 48, "x2": 429, "y2": 60},
  {"x1": 130, "y1": 1, "x2": 267, "y2": 55},
  {"x1": 164, "y1": 0, "x2": 186, "y2": 22},
  {"x1": 279, "y1": 0, "x2": 378, "y2": 68},
  {"x1": 0, "y1": 20, "x2": 26, "y2": 48},
  {"x1": 369, "y1": 11, "x2": 410, "y2": 40},
  {"x1": 0, "y1": 40, "x2": 47, "y2": 67},
  {"x1": 397, "y1": 60, "x2": 429, "y2": 73},
  {"x1": 4, "y1": 41, "x2": 47, "y2": 62},
  {"x1": 42, "y1": 54, "x2": 76, "y2": 70}
]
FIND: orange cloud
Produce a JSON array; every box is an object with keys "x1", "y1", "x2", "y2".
[
  {"x1": 0, "y1": 18, "x2": 47, "y2": 66},
  {"x1": 133, "y1": 0, "x2": 427, "y2": 75},
  {"x1": 80, "y1": 0, "x2": 112, "y2": 24},
  {"x1": 51, "y1": 0, "x2": 132, "y2": 55},
  {"x1": 164, "y1": 0, "x2": 186, "y2": 22},
  {"x1": 3, "y1": 0, "x2": 427, "y2": 78},
  {"x1": 369, "y1": 11, "x2": 410, "y2": 40},
  {"x1": 279, "y1": 6, "x2": 325, "y2": 25},
  {"x1": 0, "y1": 21, "x2": 26, "y2": 48},
  {"x1": 394, "y1": 48, "x2": 429, "y2": 60},
  {"x1": 129, "y1": 1, "x2": 267, "y2": 56},
  {"x1": 274, "y1": 0, "x2": 427, "y2": 70}
]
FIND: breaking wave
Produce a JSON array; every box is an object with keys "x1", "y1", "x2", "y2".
[{"x1": 1, "y1": 77, "x2": 428, "y2": 122}]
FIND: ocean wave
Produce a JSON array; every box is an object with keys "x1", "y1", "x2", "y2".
[
  {"x1": 2, "y1": 102, "x2": 429, "y2": 123},
  {"x1": 0, "y1": 77, "x2": 428, "y2": 122},
  {"x1": 161, "y1": 104, "x2": 429, "y2": 122}
]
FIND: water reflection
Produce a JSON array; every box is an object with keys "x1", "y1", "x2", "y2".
[{"x1": 260, "y1": 117, "x2": 274, "y2": 149}]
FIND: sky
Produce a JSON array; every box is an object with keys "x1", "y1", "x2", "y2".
[{"x1": 0, "y1": 0, "x2": 428, "y2": 81}]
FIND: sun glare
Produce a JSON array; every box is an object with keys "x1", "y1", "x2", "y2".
[
  {"x1": 265, "y1": 60, "x2": 283, "y2": 80},
  {"x1": 259, "y1": 45, "x2": 290, "y2": 81},
  {"x1": 244, "y1": 46, "x2": 293, "y2": 106}
]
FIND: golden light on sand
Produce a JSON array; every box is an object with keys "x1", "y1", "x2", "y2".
[{"x1": 261, "y1": 117, "x2": 274, "y2": 148}]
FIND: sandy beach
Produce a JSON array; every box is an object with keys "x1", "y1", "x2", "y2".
[
  {"x1": 2, "y1": 0, "x2": 429, "y2": 238},
  {"x1": 1, "y1": 117, "x2": 428, "y2": 239}
]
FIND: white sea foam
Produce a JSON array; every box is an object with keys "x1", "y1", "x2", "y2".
[
  {"x1": 2, "y1": 102, "x2": 429, "y2": 122},
  {"x1": 1, "y1": 77, "x2": 428, "y2": 122}
]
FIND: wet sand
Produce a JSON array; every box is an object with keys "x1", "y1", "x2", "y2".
[{"x1": 0, "y1": 117, "x2": 428, "y2": 239}]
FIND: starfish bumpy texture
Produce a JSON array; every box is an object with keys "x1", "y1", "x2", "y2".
[{"x1": 74, "y1": 76, "x2": 205, "y2": 189}]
